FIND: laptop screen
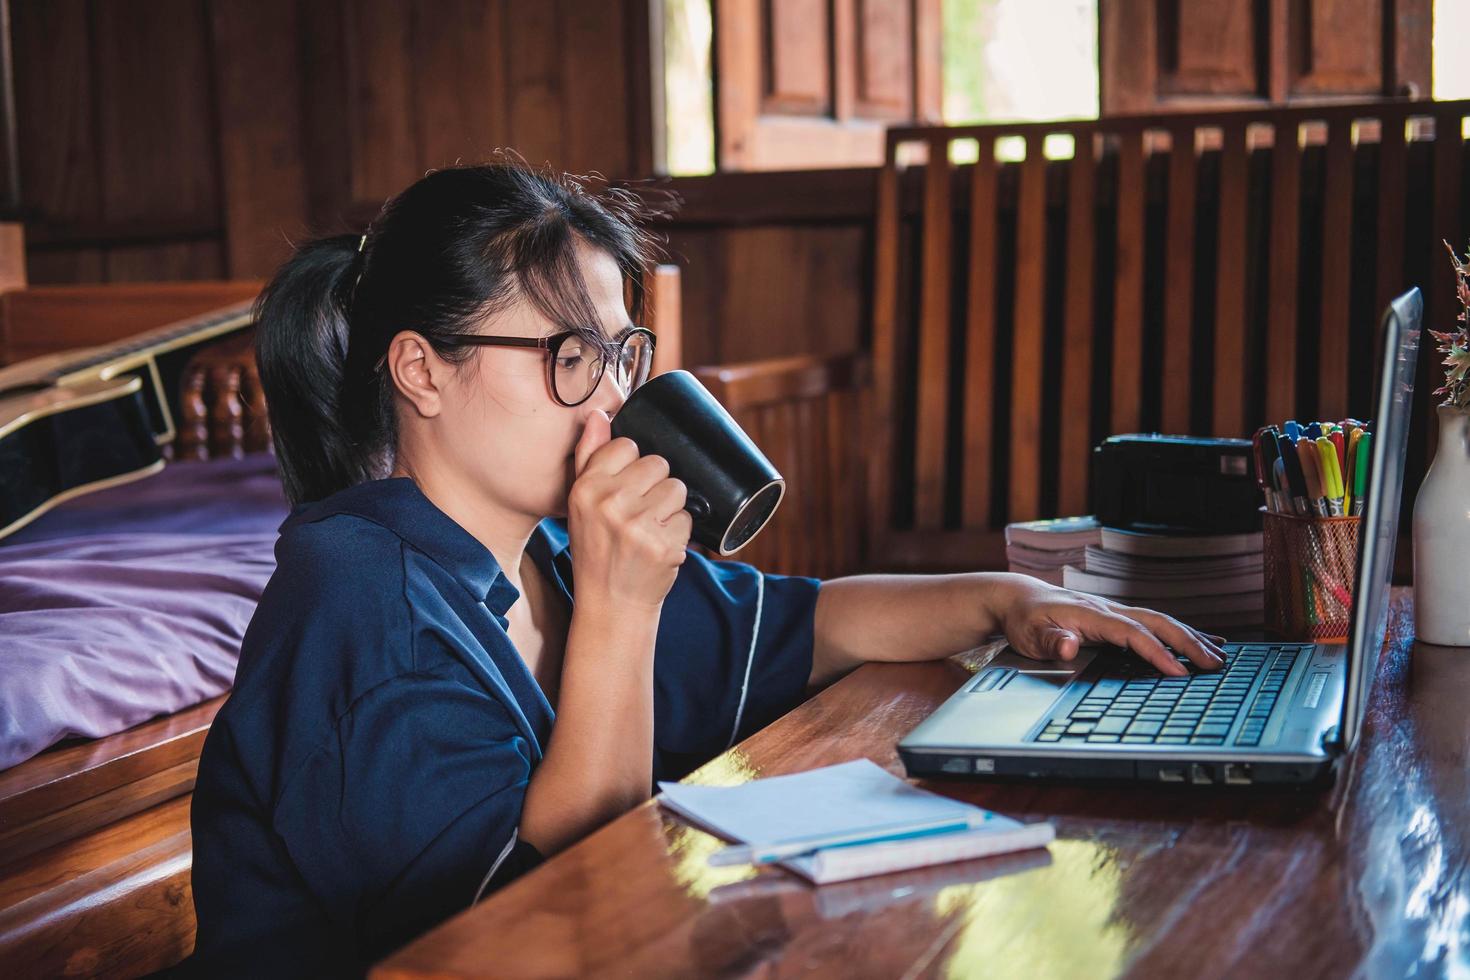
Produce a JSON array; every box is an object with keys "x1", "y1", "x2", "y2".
[{"x1": 1341, "y1": 288, "x2": 1422, "y2": 753}]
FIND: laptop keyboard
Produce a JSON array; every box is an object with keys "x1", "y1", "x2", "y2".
[{"x1": 1033, "y1": 644, "x2": 1308, "y2": 747}]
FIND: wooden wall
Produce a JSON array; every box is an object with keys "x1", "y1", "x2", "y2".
[{"x1": 10, "y1": 0, "x2": 655, "y2": 284}]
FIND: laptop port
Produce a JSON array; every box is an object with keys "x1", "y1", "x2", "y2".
[
  {"x1": 1190, "y1": 764, "x2": 1214, "y2": 785},
  {"x1": 1157, "y1": 766, "x2": 1186, "y2": 783},
  {"x1": 1223, "y1": 763, "x2": 1252, "y2": 785}
]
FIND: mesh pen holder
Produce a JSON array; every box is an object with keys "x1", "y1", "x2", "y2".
[{"x1": 1262, "y1": 509, "x2": 1361, "y2": 642}]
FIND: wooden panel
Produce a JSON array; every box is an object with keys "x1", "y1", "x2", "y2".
[
  {"x1": 913, "y1": 137, "x2": 951, "y2": 528},
  {"x1": 1009, "y1": 141, "x2": 1047, "y2": 522},
  {"x1": 764, "y1": 0, "x2": 830, "y2": 114},
  {"x1": 209, "y1": 0, "x2": 310, "y2": 279},
  {"x1": 1289, "y1": 0, "x2": 1383, "y2": 96},
  {"x1": 1159, "y1": 1, "x2": 1260, "y2": 97},
  {"x1": 1103, "y1": 0, "x2": 1431, "y2": 113},
  {"x1": 559, "y1": 0, "x2": 635, "y2": 176},
  {"x1": 853, "y1": 0, "x2": 912, "y2": 119},
  {"x1": 1057, "y1": 133, "x2": 1097, "y2": 518},
  {"x1": 344, "y1": 0, "x2": 418, "y2": 200},
  {"x1": 1110, "y1": 130, "x2": 1146, "y2": 435},
  {"x1": 410, "y1": 0, "x2": 510, "y2": 176},
  {"x1": 961, "y1": 136, "x2": 998, "y2": 527},
  {"x1": 1162, "y1": 126, "x2": 1198, "y2": 433},
  {"x1": 10, "y1": 0, "x2": 99, "y2": 228},
  {"x1": 1213, "y1": 122, "x2": 1250, "y2": 436},
  {"x1": 93, "y1": 0, "x2": 220, "y2": 280},
  {"x1": 1317, "y1": 118, "x2": 1355, "y2": 419},
  {"x1": 1265, "y1": 120, "x2": 1302, "y2": 425}
]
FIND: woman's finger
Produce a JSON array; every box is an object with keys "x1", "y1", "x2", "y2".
[
  {"x1": 1118, "y1": 607, "x2": 1224, "y2": 670},
  {"x1": 1079, "y1": 611, "x2": 1189, "y2": 676}
]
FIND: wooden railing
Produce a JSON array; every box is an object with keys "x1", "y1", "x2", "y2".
[{"x1": 865, "y1": 99, "x2": 1469, "y2": 571}]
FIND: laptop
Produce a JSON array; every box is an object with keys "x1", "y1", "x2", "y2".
[{"x1": 899, "y1": 288, "x2": 1423, "y2": 786}]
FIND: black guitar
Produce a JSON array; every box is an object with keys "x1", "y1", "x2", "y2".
[{"x1": 0, "y1": 302, "x2": 254, "y2": 540}]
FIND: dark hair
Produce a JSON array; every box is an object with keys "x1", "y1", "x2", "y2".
[{"x1": 254, "y1": 160, "x2": 658, "y2": 504}]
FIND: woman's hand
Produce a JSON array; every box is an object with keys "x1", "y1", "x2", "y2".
[
  {"x1": 994, "y1": 576, "x2": 1228, "y2": 677},
  {"x1": 567, "y1": 410, "x2": 693, "y2": 611}
]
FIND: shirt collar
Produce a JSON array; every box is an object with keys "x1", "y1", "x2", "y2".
[{"x1": 282, "y1": 478, "x2": 567, "y2": 615}]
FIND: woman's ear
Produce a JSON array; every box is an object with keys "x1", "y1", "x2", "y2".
[{"x1": 384, "y1": 331, "x2": 444, "y2": 418}]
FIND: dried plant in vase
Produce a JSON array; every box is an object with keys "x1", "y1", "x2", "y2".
[
  {"x1": 1412, "y1": 240, "x2": 1470, "y2": 646},
  {"x1": 1431, "y1": 241, "x2": 1470, "y2": 409}
]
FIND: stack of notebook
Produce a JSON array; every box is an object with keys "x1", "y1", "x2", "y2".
[
  {"x1": 1003, "y1": 516, "x2": 1103, "y2": 585},
  {"x1": 1006, "y1": 518, "x2": 1264, "y2": 628},
  {"x1": 658, "y1": 759, "x2": 1054, "y2": 884}
]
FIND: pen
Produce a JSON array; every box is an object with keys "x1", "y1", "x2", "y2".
[
  {"x1": 1345, "y1": 427, "x2": 1363, "y2": 511},
  {"x1": 1278, "y1": 434, "x2": 1310, "y2": 516},
  {"x1": 1315, "y1": 437, "x2": 1343, "y2": 516},
  {"x1": 707, "y1": 815, "x2": 987, "y2": 867},
  {"x1": 1296, "y1": 437, "x2": 1327, "y2": 516}
]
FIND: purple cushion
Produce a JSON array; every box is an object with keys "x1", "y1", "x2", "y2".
[{"x1": 0, "y1": 455, "x2": 289, "y2": 770}]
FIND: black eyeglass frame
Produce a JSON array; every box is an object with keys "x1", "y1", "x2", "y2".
[{"x1": 438, "y1": 326, "x2": 657, "y2": 407}]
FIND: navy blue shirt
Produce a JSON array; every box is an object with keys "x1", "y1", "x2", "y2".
[{"x1": 187, "y1": 478, "x2": 819, "y2": 976}]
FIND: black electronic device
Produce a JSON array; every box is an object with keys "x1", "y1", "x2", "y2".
[{"x1": 1089, "y1": 433, "x2": 1260, "y2": 534}]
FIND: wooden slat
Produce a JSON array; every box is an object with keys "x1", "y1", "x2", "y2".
[
  {"x1": 1057, "y1": 132, "x2": 1097, "y2": 518},
  {"x1": 913, "y1": 136, "x2": 953, "y2": 528},
  {"x1": 1318, "y1": 117, "x2": 1355, "y2": 419},
  {"x1": 0, "y1": 796, "x2": 196, "y2": 979},
  {"x1": 1213, "y1": 122, "x2": 1250, "y2": 436},
  {"x1": 1162, "y1": 126, "x2": 1198, "y2": 433},
  {"x1": 960, "y1": 134, "x2": 998, "y2": 527},
  {"x1": 1265, "y1": 119, "x2": 1302, "y2": 425},
  {"x1": 1110, "y1": 129, "x2": 1146, "y2": 434},
  {"x1": 1009, "y1": 139, "x2": 1048, "y2": 523},
  {"x1": 1376, "y1": 113, "x2": 1409, "y2": 316},
  {"x1": 647, "y1": 264, "x2": 682, "y2": 375}
]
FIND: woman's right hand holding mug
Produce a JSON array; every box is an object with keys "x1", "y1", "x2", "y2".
[{"x1": 568, "y1": 410, "x2": 692, "y2": 612}]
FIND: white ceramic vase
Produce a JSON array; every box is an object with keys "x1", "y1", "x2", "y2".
[{"x1": 1412, "y1": 405, "x2": 1470, "y2": 646}]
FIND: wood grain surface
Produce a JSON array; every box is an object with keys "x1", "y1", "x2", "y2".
[{"x1": 376, "y1": 590, "x2": 1463, "y2": 979}]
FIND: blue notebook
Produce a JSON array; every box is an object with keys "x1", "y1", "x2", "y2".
[{"x1": 657, "y1": 759, "x2": 1054, "y2": 884}]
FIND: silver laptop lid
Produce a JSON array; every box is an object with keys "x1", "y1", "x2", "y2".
[{"x1": 1341, "y1": 288, "x2": 1422, "y2": 753}]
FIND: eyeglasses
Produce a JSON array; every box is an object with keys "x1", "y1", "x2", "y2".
[{"x1": 440, "y1": 327, "x2": 657, "y2": 407}]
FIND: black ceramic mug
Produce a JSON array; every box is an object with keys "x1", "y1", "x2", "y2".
[{"x1": 609, "y1": 370, "x2": 785, "y2": 555}]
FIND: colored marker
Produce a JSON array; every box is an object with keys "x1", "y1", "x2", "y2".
[
  {"x1": 1353, "y1": 431, "x2": 1372, "y2": 515},
  {"x1": 1315, "y1": 436, "x2": 1343, "y2": 515},
  {"x1": 1297, "y1": 438, "x2": 1326, "y2": 516},
  {"x1": 1278, "y1": 434, "x2": 1310, "y2": 516}
]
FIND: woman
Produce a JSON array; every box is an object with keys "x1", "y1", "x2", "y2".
[{"x1": 187, "y1": 161, "x2": 1225, "y2": 976}]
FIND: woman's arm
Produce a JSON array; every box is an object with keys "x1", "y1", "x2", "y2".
[
  {"x1": 519, "y1": 412, "x2": 691, "y2": 856},
  {"x1": 809, "y1": 572, "x2": 1228, "y2": 687},
  {"x1": 519, "y1": 598, "x2": 658, "y2": 855}
]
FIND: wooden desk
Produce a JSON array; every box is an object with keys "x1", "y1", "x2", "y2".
[{"x1": 377, "y1": 590, "x2": 1468, "y2": 978}]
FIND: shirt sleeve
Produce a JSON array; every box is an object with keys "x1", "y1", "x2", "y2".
[
  {"x1": 652, "y1": 550, "x2": 821, "y2": 780},
  {"x1": 270, "y1": 667, "x2": 543, "y2": 961}
]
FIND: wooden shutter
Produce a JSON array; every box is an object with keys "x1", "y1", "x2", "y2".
[
  {"x1": 714, "y1": 0, "x2": 941, "y2": 170},
  {"x1": 1101, "y1": 0, "x2": 1432, "y2": 114}
]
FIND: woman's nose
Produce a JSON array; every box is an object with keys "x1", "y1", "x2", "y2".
[{"x1": 587, "y1": 367, "x2": 628, "y2": 416}]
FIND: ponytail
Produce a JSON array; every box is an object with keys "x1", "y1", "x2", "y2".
[
  {"x1": 253, "y1": 158, "x2": 659, "y2": 506},
  {"x1": 254, "y1": 234, "x2": 390, "y2": 505}
]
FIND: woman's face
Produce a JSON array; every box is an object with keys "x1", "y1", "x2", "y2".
[{"x1": 395, "y1": 240, "x2": 635, "y2": 521}]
